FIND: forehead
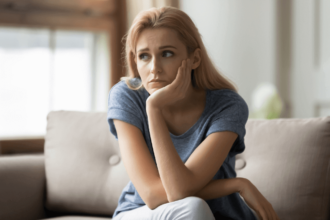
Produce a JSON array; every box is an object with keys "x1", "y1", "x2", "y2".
[{"x1": 136, "y1": 27, "x2": 183, "y2": 51}]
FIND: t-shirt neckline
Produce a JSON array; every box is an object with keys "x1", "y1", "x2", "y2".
[
  {"x1": 169, "y1": 89, "x2": 210, "y2": 139},
  {"x1": 143, "y1": 87, "x2": 211, "y2": 139}
]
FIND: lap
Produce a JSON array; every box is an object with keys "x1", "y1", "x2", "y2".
[{"x1": 113, "y1": 196, "x2": 215, "y2": 220}]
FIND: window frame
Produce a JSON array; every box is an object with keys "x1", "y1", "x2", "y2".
[{"x1": 0, "y1": 0, "x2": 126, "y2": 155}]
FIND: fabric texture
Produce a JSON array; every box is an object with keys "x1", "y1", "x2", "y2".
[
  {"x1": 112, "y1": 196, "x2": 215, "y2": 220},
  {"x1": 107, "y1": 78, "x2": 256, "y2": 220},
  {"x1": 0, "y1": 154, "x2": 46, "y2": 220},
  {"x1": 44, "y1": 111, "x2": 126, "y2": 216},
  {"x1": 237, "y1": 116, "x2": 330, "y2": 220}
]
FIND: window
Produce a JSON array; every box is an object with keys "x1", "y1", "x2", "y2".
[{"x1": 0, "y1": 27, "x2": 110, "y2": 139}]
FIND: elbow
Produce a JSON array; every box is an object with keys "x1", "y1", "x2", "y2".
[
  {"x1": 167, "y1": 190, "x2": 190, "y2": 203},
  {"x1": 167, "y1": 194, "x2": 177, "y2": 203},
  {"x1": 146, "y1": 186, "x2": 165, "y2": 210},
  {"x1": 167, "y1": 182, "x2": 197, "y2": 202},
  {"x1": 146, "y1": 189, "x2": 157, "y2": 210},
  {"x1": 168, "y1": 185, "x2": 202, "y2": 202},
  {"x1": 168, "y1": 172, "x2": 197, "y2": 202},
  {"x1": 146, "y1": 201, "x2": 155, "y2": 210}
]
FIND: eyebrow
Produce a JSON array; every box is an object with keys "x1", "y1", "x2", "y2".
[{"x1": 137, "y1": 45, "x2": 177, "y2": 53}]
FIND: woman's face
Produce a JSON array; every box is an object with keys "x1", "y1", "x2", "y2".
[{"x1": 134, "y1": 27, "x2": 191, "y2": 95}]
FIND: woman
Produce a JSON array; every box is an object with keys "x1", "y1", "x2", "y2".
[{"x1": 108, "y1": 6, "x2": 279, "y2": 220}]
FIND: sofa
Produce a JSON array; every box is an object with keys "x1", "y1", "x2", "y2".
[{"x1": 0, "y1": 110, "x2": 329, "y2": 220}]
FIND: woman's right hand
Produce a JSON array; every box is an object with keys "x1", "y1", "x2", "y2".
[{"x1": 238, "y1": 178, "x2": 280, "y2": 220}]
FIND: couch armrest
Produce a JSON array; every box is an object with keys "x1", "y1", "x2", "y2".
[{"x1": 0, "y1": 154, "x2": 47, "y2": 220}]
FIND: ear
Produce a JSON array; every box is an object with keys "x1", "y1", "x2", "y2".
[{"x1": 190, "y1": 48, "x2": 201, "y2": 70}]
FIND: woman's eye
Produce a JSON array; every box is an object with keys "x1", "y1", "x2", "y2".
[
  {"x1": 163, "y1": 51, "x2": 173, "y2": 57},
  {"x1": 139, "y1": 54, "x2": 148, "y2": 60},
  {"x1": 138, "y1": 51, "x2": 173, "y2": 60}
]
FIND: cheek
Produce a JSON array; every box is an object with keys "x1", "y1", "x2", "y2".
[{"x1": 135, "y1": 62, "x2": 144, "y2": 76}]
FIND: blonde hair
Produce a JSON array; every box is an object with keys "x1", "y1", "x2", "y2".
[{"x1": 120, "y1": 6, "x2": 238, "y2": 92}]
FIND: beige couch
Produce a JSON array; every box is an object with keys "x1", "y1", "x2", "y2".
[{"x1": 1, "y1": 110, "x2": 329, "y2": 220}]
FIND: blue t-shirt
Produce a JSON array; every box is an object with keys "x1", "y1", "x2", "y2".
[{"x1": 107, "y1": 78, "x2": 256, "y2": 220}]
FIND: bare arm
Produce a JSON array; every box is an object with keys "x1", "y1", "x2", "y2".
[
  {"x1": 146, "y1": 59, "x2": 239, "y2": 202},
  {"x1": 147, "y1": 104, "x2": 237, "y2": 202},
  {"x1": 150, "y1": 177, "x2": 243, "y2": 209},
  {"x1": 194, "y1": 178, "x2": 243, "y2": 200},
  {"x1": 150, "y1": 177, "x2": 281, "y2": 220}
]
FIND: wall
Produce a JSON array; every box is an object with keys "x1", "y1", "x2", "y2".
[
  {"x1": 180, "y1": 0, "x2": 276, "y2": 114},
  {"x1": 180, "y1": 0, "x2": 330, "y2": 118}
]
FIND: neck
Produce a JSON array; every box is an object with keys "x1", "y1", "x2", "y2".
[{"x1": 161, "y1": 85, "x2": 206, "y2": 116}]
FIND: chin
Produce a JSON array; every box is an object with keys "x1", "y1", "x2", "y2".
[
  {"x1": 148, "y1": 87, "x2": 163, "y2": 95},
  {"x1": 148, "y1": 88, "x2": 157, "y2": 94}
]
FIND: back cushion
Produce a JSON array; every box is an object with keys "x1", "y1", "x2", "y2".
[
  {"x1": 44, "y1": 111, "x2": 130, "y2": 216},
  {"x1": 236, "y1": 117, "x2": 330, "y2": 220}
]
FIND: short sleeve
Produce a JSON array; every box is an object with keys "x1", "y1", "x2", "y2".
[
  {"x1": 107, "y1": 81, "x2": 144, "y2": 140},
  {"x1": 206, "y1": 97, "x2": 249, "y2": 156}
]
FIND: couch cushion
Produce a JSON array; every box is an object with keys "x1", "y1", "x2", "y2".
[
  {"x1": 236, "y1": 116, "x2": 330, "y2": 220},
  {"x1": 44, "y1": 111, "x2": 130, "y2": 216},
  {"x1": 0, "y1": 154, "x2": 46, "y2": 220}
]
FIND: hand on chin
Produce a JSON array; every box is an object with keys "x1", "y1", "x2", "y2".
[{"x1": 146, "y1": 59, "x2": 193, "y2": 110}]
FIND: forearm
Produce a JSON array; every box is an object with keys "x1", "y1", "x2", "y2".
[
  {"x1": 149, "y1": 178, "x2": 170, "y2": 210},
  {"x1": 150, "y1": 177, "x2": 244, "y2": 209},
  {"x1": 194, "y1": 177, "x2": 243, "y2": 200},
  {"x1": 146, "y1": 104, "x2": 193, "y2": 201}
]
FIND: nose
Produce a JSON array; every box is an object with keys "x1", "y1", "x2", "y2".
[{"x1": 150, "y1": 57, "x2": 162, "y2": 73}]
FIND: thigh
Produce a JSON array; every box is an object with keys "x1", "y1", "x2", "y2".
[{"x1": 113, "y1": 196, "x2": 215, "y2": 220}]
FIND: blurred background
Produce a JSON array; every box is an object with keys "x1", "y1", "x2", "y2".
[{"x1": 0, "y1": 0, "x2": 329, "y2": 155}]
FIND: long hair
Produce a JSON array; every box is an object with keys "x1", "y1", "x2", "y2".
[{"x1": 120, "y1": 6, "x2": 238, "y2": 92}]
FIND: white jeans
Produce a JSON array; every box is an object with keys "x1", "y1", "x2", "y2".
[{"x1": 112, "y1": 196, "x2": 215, "y2": 220}]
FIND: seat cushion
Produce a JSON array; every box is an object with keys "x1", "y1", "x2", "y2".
[
  {"x1": 44, "y1": 111, "x2": 130, "y2": 216},
  {"x1": 236, "y1": 116, "x2": 330, "y2": 220}
]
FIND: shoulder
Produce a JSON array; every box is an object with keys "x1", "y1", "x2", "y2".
[
  {"x1": 208, "y1": 89, "x2": 249, "y2": 122},
  {"x1": 107, "y1": 79, "x2": 146, "y2": 138},
  {"x1": 210, "y1": 89, "x2": 248, "y2": 109},
  {"x1": 210, "y1": 88, "x2": 244, "y2": 102},
  {"x1": 109, "y1": 79, "x2": 142, "y2": 98},
  {"x1": 108, "y1": 79, "x2": 146, "y2": 107}
]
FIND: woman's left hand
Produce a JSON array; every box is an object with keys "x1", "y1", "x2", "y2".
[
  {"x1": 146, "y1": 58, "x2": 193, "y2": 110},
  {"x1": 239, "y1": 178, "x2": 280, "y2": 220}
]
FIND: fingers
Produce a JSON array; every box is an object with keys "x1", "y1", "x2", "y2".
[
  {"x1": 250, "y1": 198, "x2": 277, "y2": 220},
  {"x1": 182, "y1": 59, "x2": 192, "y2": 91},
  {"x1": 267, "y1": 202, "x2": 280, "y2": 220},
  {"x1": 174, "y1": 60, "x2": 186, "y2": 88},
  {"x1": 239, "y1": 179, "x2": 280, "y2": 220},
  {"x1": 173, "y1": 59, "x2": 192, "y2": 98},
  {"x1": 171, "y1": 60, "x2": 184, "y2": 89},
  {"x1": 258, "y1": 203, "x2": 280, "y2": 220},
  {"x1": 257, "y1": 189, "x2": 278, "y2": 220}
]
